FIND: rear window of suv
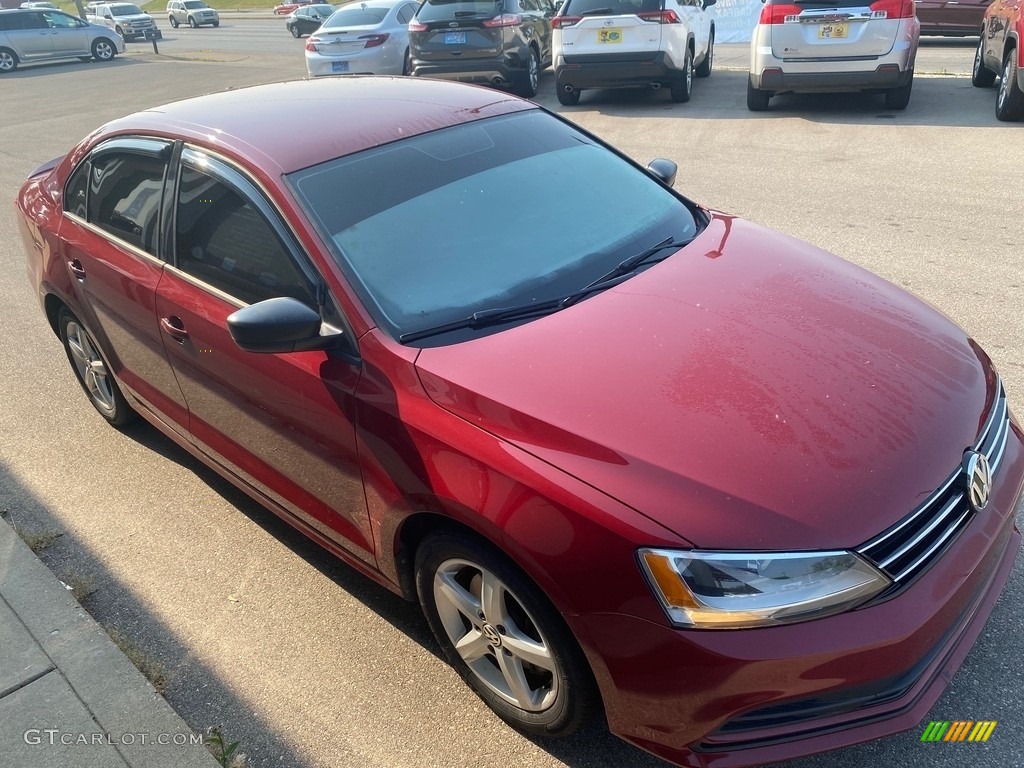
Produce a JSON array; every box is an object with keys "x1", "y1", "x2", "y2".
[
  {"x1": 416, "y1": 0, "x2": 503, "y2": 22},
  {"x1": 561, "y1": 0, "x2": 661, "y2": 14}
]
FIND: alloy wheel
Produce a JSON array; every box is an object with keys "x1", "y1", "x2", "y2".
[
  {"x1": 65, "y1": 321, "x2": 117, "y2": 415},
  {"x1": 433, "y1": 558, "x2": 559, "y2": 712},
  {"x1": 0, "y1": 50, "x2": 15, "y2": 73}
]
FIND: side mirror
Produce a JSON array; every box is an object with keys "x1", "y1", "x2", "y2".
[
  {"x1": 646, "y1": 158, "x2": 677, "y2": 188},
  {"x1": 703, "y1": 0, "x2": 716, "y2": 6},
  {"x1": 227, "y1": 297, "x2": 336, "y2": 354}
]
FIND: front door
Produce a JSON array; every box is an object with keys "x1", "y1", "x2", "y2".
[{"x1": 156, "y1": 146, "x2": 374, "y2": 563}]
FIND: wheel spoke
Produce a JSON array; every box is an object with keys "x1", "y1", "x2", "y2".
[
  {"x1": 495, "y1": 649, "x2": 536, "y2": 710},
  {"x1": 453, "y1": 628, "x2": 491, "y2": 664},
  {"x1": 435, "y1": 570, "x2": 481, "y2": 622},
  {"x1": 479, "y1": 570, "x2": 508, "y2": 625},
  {"x1": 502, "y1": 628, "x2": 555, "y2": 673}
]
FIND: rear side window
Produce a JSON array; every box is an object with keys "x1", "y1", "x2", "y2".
[
  {"x1": 87, "y1": 151, "x2": 167, "y2": 254},
  {"x1": 65, "y1": 161, "x2": 89, "y2": 219},
  {"x1": 415, "y1": 0, "x2": 502, "y2": 22},
  {"x1": 174, "y1": 160, "x2": 317, "y2": 307}
]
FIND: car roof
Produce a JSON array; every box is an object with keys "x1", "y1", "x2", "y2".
[{"x1": 97, "y1": 77, "x2": 534, "y2": 175}]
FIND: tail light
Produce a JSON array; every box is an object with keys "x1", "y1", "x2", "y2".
[
  {"x1": 552, "y1": 15, "x2": 581, "y2": 28},
  {"x1": 305, "y1": 37, "x2": 320, "y2": 51},
  {"x1": 759, "y1": 3, "x2": 802, "y2": 24},
  {"x1": 868, "y1": 0, "x2": 915, "y2": 18},
  {"x1": 483, "y1": 13, "x2": 522, "y2": 27},
  {"x1": 638, "y1": 10, "x2": 680, "y2": 23},
  {"x1": 359, "y1": 33, "x2": 389, "y2": 48},
  {"x1": 408, "y1": 20, "x2": 427, "y2": 32}
]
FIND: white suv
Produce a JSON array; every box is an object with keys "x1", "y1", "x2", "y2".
[
  {"x1": 552, "y1": 0, "x2": 715, "y2": 105},
  {"x1": 166, "y1": 0, "x2": 220, "y2": 28}
]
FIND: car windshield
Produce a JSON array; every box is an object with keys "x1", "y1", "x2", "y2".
[
  {"x1": 288, "y1": 110, "x2": 701, "y2": 344},
  {"x1": 110, "y1": 4, "x2": 143, "y2": 14},
  {"x1": 416, "y1": 0, "x2": 502, "y2": 22},
  {"x1": 323, "y1": 6, "x2": 387, "y2": 24},
  {"x1": 182, "y1": 1, "x2": 207, "y2": 8}
]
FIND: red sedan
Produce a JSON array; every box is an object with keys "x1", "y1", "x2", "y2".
[
  {"x1": 273, "y1": 0, "x2": 310, "y2": 13},
  {"x1": 16, "y1": 77, "x2": 1024, "y2": 768}
]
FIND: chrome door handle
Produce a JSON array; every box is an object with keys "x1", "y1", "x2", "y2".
[
  {"x1": 68, "y1": 259, "x2": 86, "y2": 280},
  {"x1": 160, "y1": 316, "x2": 189, "y2": 343}
]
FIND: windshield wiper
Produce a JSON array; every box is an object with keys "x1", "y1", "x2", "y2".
[
  {"x1": 579, "y1": 8, "x2": 615, "y2": 14},
  {"x1": 399, "y1": 238, "x2": 687, "y2": 343}
]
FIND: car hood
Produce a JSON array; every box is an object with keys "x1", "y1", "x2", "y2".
[{"x1": 414, "y1": 213, "x2": 993, "y2": 550}]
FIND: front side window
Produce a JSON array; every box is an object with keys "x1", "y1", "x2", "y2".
[
  {"x1": 87, "y1": 146, "x2": 167, "y2": 254},
  {"x1": 174, "y1": 154, "x2": 317, "y2": 308},
  {"x1": 289, "y1": 110, "x2": 702, "y2": 343},
  {"x1": 44, "y1": 11, "x2": 84, "y2": 27}
]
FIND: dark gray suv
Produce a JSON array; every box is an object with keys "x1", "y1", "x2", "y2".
[{"x1": 408, "y1": 0, "x2": 554, "y2": 97}]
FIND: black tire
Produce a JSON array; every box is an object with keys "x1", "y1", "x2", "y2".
[
  {"x1": 518, "y1": 46, "x2": 540, "y2": 98},
  {"x1": 188, "y1": 15, "x2": 197, "y2": 28},
  {"x1": 883, "y1": 69, "x2": 913, "y2": 110},
  {"x1": 58, "y1": 308, "x2": 136, "y2": 427},
  {"x1": 169, "y1": 14, "x2": 179, "y2": 28},
  {"x1": 747, "y1": 77, "x2": 770, "y2": 111},
  {"x1": 415, "y1": 533, "x2": 598, "y2": 737},
  {"x1": 290, "y1": 24, "x2": 301, "y2": 38},
  {"x1": 996, "y1": 48, "x2": 1024, "y2": 121},
  {"x1": 972, "y1": 34, "x2": 996, "y2": 87},
  {"x1": 92, "y1": 38, "x2": 116, "y2": 62},
  {"x1": 695, "y1": 30, "x2": 713, "y2": 78},
  {"x1": 669, "y1": 47, "x2": 692, "y2": 103},
  {"x1": 556, "y1": 85, "x2": 581, "y2": 106},
  {"x1": 0, "y1": 47, "x2": 19, "y2": 73}
]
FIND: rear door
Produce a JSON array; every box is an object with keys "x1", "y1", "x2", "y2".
[
  {"x1": 59, "y1": 138, "x2": 190, "y2": 435},
  {"x1": 43, "y1": 11, "x2": 90, "y2": 56},
  {"x1": 10, "y1": 11, "x2": 55, "y2": 61},
  {"x1": 768, "y1": 0, "x2": 901, "y2": 59},
  {"x1": 413, "y1": 0, "x2": 506, "y2": 63},
  {"x1": 557, "y1": 0, "x2": 664, "y2": 61}
]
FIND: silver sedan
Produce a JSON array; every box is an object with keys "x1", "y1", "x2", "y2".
[{"x1": 304, "y1": 0, "x2": 419, "y2": 77}]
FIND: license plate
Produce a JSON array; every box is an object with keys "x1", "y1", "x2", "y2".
[
  {"x1": 818, "y1": 23, "x2": 848, "y2": 39},
  {"x1": 597, "y1": 28, "x2": 622, "y2": 44},
  {"x1": 332, "y1": 61, "x2": 349, "y2": 72},
  {"x1": 444, "y1": 31, "x2": 466, "y2": 45}
]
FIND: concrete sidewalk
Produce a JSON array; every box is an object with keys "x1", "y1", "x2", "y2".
[{"x1": 0, "y1": 520, "x2": 219, "y2": 768}]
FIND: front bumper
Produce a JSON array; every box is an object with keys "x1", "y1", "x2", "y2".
[
  {"x1": 555, "y1": 51, "x2": 682, "y2": 90},
  {"x1": 571, "y1": 420, "x2": 1024, "y2": 768}
]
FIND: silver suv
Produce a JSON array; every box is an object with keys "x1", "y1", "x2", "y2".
[
  {"x1": 166, "y1": 0, "x2": 220, "y2": 28},
  {"x1": 748, "y1": 0, "x2": 919, "y2": 111},
  {"x1": 0, "y1": 7, "x2": 123, "y2": 73}
]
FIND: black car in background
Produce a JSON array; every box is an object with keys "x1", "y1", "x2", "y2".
[
  {"x1": 408, "y1": 0, "x2": 554, "y2": 97},
  {"x1": 286, "y1": 3, "x2": 334, "y2": 37}
]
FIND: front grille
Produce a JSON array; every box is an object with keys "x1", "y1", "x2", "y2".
[{"x1": 857, "y1": 380, "x2": 1009, "y2": 588}]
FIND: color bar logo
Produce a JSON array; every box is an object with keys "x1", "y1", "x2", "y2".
[{"x1": 920, "y1": 720, "x2": 997, "y2": 742}]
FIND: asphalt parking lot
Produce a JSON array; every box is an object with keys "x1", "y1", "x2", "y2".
[{"x1": 0, "y1": 21, "x2": 1022, "y2": 768}]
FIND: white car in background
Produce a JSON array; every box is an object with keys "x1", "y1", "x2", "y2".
[
  {"x1": 552, "y1": 0, "x2": 716, "y2": 106},
  {"x1": 747, "y1": 0, "x2": 919, "y2": 111},
  {"x1": 304, "y1": 0, "x2": 418, "y2": 77}
]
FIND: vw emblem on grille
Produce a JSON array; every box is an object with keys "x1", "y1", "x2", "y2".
[{"x1": 962, "y1": 451, "x2": 992, "y2": 512}]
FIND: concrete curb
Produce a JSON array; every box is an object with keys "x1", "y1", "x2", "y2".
[{"x1": 0, "y1": 519, "x2": 220, "y2": 768}]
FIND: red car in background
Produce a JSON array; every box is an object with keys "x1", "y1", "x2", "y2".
[
  {"x1": 273, "y1": 0, "x2": 310, "y2": 14},
  {"x1": 973, "y1": 0, "x2": 1024, "y2": 119},
  {"x1": 917, "y1": 0, "x2": 994, "y2": 36},
  {"x1": 15, "y1": 77, "x2": 1024, "y2": 768}
]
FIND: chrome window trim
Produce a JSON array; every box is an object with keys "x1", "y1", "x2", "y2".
[{"x1": 64, "y1": 211, "x2": 166, "y2": 268}]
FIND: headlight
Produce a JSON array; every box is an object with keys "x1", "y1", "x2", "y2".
[{"x1": 638, "y1": 548, "x2": 891, "y2": 629}]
